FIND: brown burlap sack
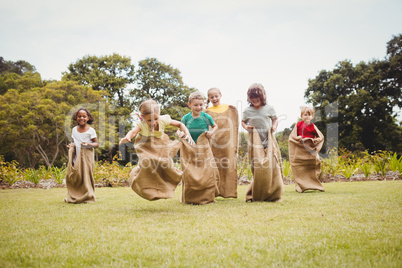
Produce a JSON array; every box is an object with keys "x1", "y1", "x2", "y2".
[
  {"x1": 65, "y1": 144, "x2": 96, "y2": 203},
  {"x1": 180, "y1": 132, "x2": 220, "y2": 205},
  {"x1": 288, "y1": 126, "x2": 325, "y2": 193},
  {"x1": 129, "y1": 134, "x2": 182, "y2": 201},
  {"x1": 206, "y1": 106, "x2": 239, "y2": 198},
  {"x1": 246, "y1": 128, "x2": 284, "y2": 202}
]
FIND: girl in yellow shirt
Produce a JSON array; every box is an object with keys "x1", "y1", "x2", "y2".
[
  {"x1": 206, "y1": 87, "x2": 230, "y2": 113},
  {"x1": 120, "y1": 99, "x2": 194, "y2": 144},
  {"x1": 205, "y1": 88, "x2": 239, "y2": 198}
]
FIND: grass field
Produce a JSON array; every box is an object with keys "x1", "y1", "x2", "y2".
[{"x1": 1, "y1": 181, "x2": 401, "y2": 267}]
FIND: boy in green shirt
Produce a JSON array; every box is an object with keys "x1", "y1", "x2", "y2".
[{"x1": 181, "y1": 92, "x2": 218, "y2": 143}]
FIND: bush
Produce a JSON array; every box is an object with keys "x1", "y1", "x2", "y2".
[{"x1": 0, "y1": 156, "x2": 21, "y2": 185}]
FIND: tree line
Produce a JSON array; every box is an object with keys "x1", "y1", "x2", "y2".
[
  {"x1": 0, "y1": 34, "x2": 401, "y2": 168},
  {"x1": 0, "y1": 55, "x2": 195, "y2": 168},
  {"x1": 303, "y1": 34, "x2": 401, "y2": 154}
]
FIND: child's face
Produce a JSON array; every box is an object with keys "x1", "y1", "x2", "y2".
[
  {"x1": 142, "y1": 113, "x2": 160, "y2": 130},
  {"x1": 208, "y1": 90, "x2": 221, "y2": 107},
  {"x1": 76, "y1": 110, "x2": 89, "y2": 126},
  {"x1": 301, "y1": 112, "x2": 314, "y2": 124},
  {"x1": 249, "y1": 97, "x2": 262, "y2": 108},
  {"x1": 188, "y1": 99, "x2": 204, "y2": 116}
]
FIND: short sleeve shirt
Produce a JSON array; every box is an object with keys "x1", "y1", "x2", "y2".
[
  {"x1": 72, "y1": 126, "x2": 97, "y2": 153},
  {"x1": 207, "y1": 104, "x2": 229, "y2": 113},
  {"x1": 136, "y1": 114, "x2": 172, "y2": 138},
  {"x1": 181, "y1": 111, "x2": 215, "y2": 142},
  {"x1": 242, "y1": 105, "x2": 276, "y2": 147},
  {"x1": 297, "y1": 121, "x2": 318, "y2": 138}
]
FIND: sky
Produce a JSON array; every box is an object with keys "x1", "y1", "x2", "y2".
[{"x1": 1, "y1": 0, "x2": 401, "y2": 132}]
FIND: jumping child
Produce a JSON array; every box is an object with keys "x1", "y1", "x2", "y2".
[{"x1": 120, "y1": 99, "x2": 194, "y2": 200}]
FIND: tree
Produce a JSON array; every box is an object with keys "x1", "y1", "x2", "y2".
[
  {"x1": 0, "y1": 81, "x2": 108, "y2": 168},
  {"x1": 0, "y1": 71, "x2": 43, "y2": 95},
  {"x1": 383, "y1": 34, "x2": 402, "y2": 108},
  {"x1": 304, "y1": 35, "x2": 402, "y2": 153},
  {"x1": 62, "y1": 53, "x2": 135, "y2": 109},
  {"x1": 275, "y1": 124, "x2": 294, "y2": 160},
  {"x1": 0, "y1": 57, "x2": 40, "y2": 95},
  {"x1": 131, "y1": 58, "x2": 195, "y2": 121},
  {"x1": 0, "y1": 57, "x2": 36, "y2": 75},
  {"x1": 63, "y1": 54, "x2": 137, "y2": 162}
]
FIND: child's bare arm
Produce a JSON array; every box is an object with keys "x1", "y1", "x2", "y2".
[
  {"x1": 119, "y1": 126, "x2": 141, "y2": 145},
  {"x1": 206, "y1": 123, "x2": 218, "y2": 138},
  {"x1": 82, "y1": 137, "x2": 99, "y2": 148},
  {"x1": 242, "y1": 120, "x2": 253, "y2": 132},
  {"x1": 170, "y1": 120, "x2": 195, "y2": 145},
  {"x1": 271, "y1": 117, "x2": 278, "y2": 132}
]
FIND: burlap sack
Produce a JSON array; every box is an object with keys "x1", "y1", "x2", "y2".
[
  {"x1": 288, "y1": 125, "x2": 325, "y2": 193},
  {"x1": 180, "y1": 132, "x2": 220, "y2": 205},
  {"x1": 65, "y1": 144, "x2": 96, "y2": 203},
  {"x1": 206, "y1": 106, "x2": 239, "y2": 198},
  {"x1": 129, "y1": 134, "x2": 182, "y2": 201},
  {"x1": 246, "y1": 128, "x2": 284, "y2": 202}
]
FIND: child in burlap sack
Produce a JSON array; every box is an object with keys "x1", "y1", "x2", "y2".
[
  {"x1": 241, "y1": 83, "x2": 284, "y2": 202},
  {"x1": 178, "y1": 92, "x2": 220, "y2": 204},
  {"x1": 205, "y1": 87, "x2": 239, "y2": 198},
  {"x1": 65, "y1": 108, "x2": 98, "y2": 204},
  {"x1": 181, "y1": 92, "x2": 218, "y2": 142},
  {"x1": 119, "y1": 99, "x2": 194, "y2": 201},
  {"x1": 288, "y1": 106, "x2": 325, "y2": 193},
  {"x1": 120, "y1": 99, "x2": 194, "y2": 145},
  {"x1": 241, "y1": 84, "x2": 278, "y2": 147}
]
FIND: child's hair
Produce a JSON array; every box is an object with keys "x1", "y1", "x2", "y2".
[
  {"x1": 188, "y1": 91, "x2": 205, "y2": 104},
  {"x1": 72, "y1": 108, "x2": 94, "y2": 125},
  {"x1": 206, "y1": 87, "x2": 221, "y2": 108},
  {"x1": 300, "y1": 106, "x2": 315, "y2": 116},
  {"x1": 133, "y1": 99, "x2": 160, "y2": 119},
  {"x1": 247, "y1": 83, "x2": 267, "y2": 106}
]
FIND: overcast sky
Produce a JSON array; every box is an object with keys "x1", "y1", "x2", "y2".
[{"x1": 1, "y1": 0, "x2": 401, "y2": 131}]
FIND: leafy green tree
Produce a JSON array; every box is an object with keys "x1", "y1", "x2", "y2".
[
  {"x1": 62, "y1": 53, "x2": 135, "y2": 110},
  {"x1": 275, "y1": 124, "x2": 294, "y2": 160},
  {"x1": 305, "y1": 35, "x2": 402, "y2": 153},
  {"x1": 131, "y1": 58, "x2": 195, "y2": 121},
  {"x1": 0, "y1": 81, "x2": 107, "y2": 168},
  {"x1": 0, "y1": 57, "x2": 40, "y2": 95},
  {"x1": 0, "y1": 72, "x2": 43, "y2": 95},
  {"x1": 63, "y1": 54, "x2": 137, "y2": 162},
  {"x1": 382, "y1": 34, "x2": 402, "y2": 108},
  {"x1": 0, "y1": 57, "x2": 36, "y2": 75}
]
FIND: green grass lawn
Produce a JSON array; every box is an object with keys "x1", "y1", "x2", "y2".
[{"x1": 1, "y1": 181, "x2": 401, "y2": 267}]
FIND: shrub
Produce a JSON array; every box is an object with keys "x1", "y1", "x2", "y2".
[
  {"x1": 23, "y1": 168, "x2": 41, "y2": 184},
  {"x1": 52, "y1": 166, "x2": 66, "y2": 184},
  {"x1": 237, "y1": 154, "x2": 252, "y2": 180},
  {"x1": 282, "y1": 159, "x2": 292, "y2": 179},
  {"x1": 388, "y1": 152, "x2": 402, "y2": 173},
  {"x1": 372, "y1": 151, "x2": 389, "y2": 176},
  {"x1": 360, "y1": 162, "x2": 372, "y2": 178},
  {"x1": 0, "y1": 156, "x2": 21, "y2": 185},
  {"x1": 94, "y1": 161, "x2": 131, "y2": 186}
]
